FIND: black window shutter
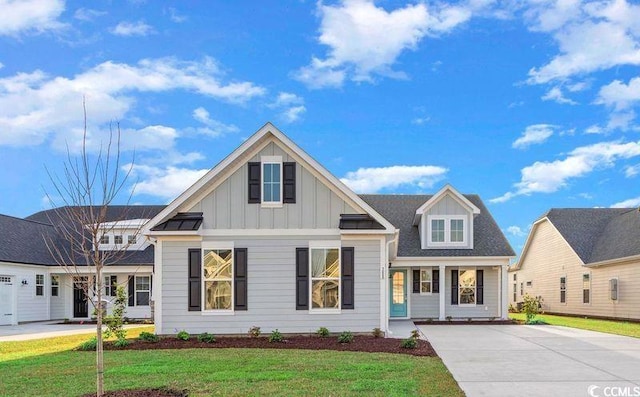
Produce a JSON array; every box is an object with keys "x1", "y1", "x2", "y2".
[
  {"x1": 451, "y1": 270, "x2": 459, "y2": 305},
  {"x1": 283, "y1": 162, "x2": 296, "y2": 204},
  {"x1": 477, "y1": 270, "x2": 484, "y2": 305},
  {"x1": 296, "y1": 248, "x2": 309, "y2": 310},
  {"x1": 127, "y1": 276, "x2": 135, "y2": 306},
  {"x1": 247, "y1": 162, "x2": 261, "y2": 204},
  {"x1": 412, "y1": 270, "x2": 420, "y2": 293},
  {"x1": 433, "y1": 269, "x2": 440, "y2": 294},
  {"x1": 234, "y1": 248, "x2": 248, "y2": 311},
  {"x1": 341, "y1": 247, "x2": 355, "y2": 309},
  {"x1": 110, "y1": 275, "x2": 117, "y2": 297},
  {"x1": 188, "y1": 248, "x2": 202, "y2": 311}
]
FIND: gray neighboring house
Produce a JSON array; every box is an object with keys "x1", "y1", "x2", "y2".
[
  {"x1": 0, "y1": 206, "x2": 163, "y2": 325},
  {"x1": 510, "y1": 208, "x2": 640, "y2": 320},
  {"x1": 145, "y1": 123, "x2": 515, "y2": 335}
]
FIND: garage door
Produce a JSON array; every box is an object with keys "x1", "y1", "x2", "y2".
[{"x1": 0, "y1": 276, "x2": 14, "y2": 326}]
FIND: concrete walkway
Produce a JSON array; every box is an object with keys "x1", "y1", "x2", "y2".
[
  {"x1": 387, "y1": 320, "x2": 421, "y2": 339},
  {"x1": 0, "y1": 321, "x2": 150, "y2": 342},
  {"x1": 419, "y1": 324, "x2": 640, "y2": 397}
]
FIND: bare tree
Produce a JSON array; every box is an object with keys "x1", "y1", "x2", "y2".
[{"x1": 44, "y1": 104, "x2": 138, "y2": 397}]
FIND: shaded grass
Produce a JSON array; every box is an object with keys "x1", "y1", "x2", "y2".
[
  {"x1": 509, "y1": 313, "x2": 640, "y2": 338},
  {"x1": 0, "y1": 330, "x2": 462, "y2": 397}
]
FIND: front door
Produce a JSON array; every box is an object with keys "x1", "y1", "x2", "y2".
[
  {"x1": 390, "y1": 269, "x2": 407, "y2": 318},
  {"x1": 0, "y1": 276, "x2": 14, "y2": 325},
  {"x1": 73, "y1": 277, "x2": 89, "y2": 318}
]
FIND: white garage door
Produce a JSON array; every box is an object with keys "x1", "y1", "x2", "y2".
[{"x1": 0, "y1": 276, "x2": 14, "y2": 326}]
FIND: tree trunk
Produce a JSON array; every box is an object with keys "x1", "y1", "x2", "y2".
[{"x1": 96, "y1": 266, "x2": 104, "y2": 397}]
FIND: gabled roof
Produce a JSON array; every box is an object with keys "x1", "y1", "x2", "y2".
[
  {"x1": 145, "y1": 122, "x2": 396, "y2": 234},
  {"x1": 413, "y1": 184, "x2": 480, "y2": 225},
  {"x1": 532, "y1": 208, "x2": 640, "y2": 265},
  {"x1": 361, "y1": 194, "x2": 515, "y2": 257}
]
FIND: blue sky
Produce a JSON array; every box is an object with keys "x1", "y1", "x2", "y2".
[{"x1": 0, "y1": 0, "x2": 639, "y2": 253}]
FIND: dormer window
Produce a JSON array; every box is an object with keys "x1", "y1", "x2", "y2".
[
  {"x1": 450, "y1": 219, "x2": 464, "y2": 242},
  {"x1": 114, "y1": 235, "x2": 123, "y2": 245},
  {"x1": 100, "y1": 235, "x2": 110, "y2": 245},
  {"x1": 431, "y1": 219, "x2": 445, "y2": 242},
  {"x1": 128, "y1": 235, "x2": 137, "y2": 244},
  {"x1": 427, "y1": 216, "x2": 466, "y2": 245}
]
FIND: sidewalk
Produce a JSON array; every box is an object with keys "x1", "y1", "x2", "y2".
[{"x1": 0, "y1": 321, "x2": 151, "y2": 342}]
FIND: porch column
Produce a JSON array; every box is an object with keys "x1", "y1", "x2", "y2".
[
  {"x1": 501, "y1": 264, "x2": 509, "y2": 320},
  {"x1": 439, "y1": 264, "x2": 446, "y2": 320}
]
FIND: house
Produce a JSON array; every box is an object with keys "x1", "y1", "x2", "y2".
[
  {"x1": 0, "y1": 206, "x2": 163, "y2": 325},
  {"x1": 144, "y1": 122, "x2": 515, "y2": 335},
  {"x1": 509, "y1": 208, "x2": 640, "y2": 321}
]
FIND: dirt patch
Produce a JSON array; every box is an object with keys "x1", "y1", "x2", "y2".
[
  {"x1": 103, "y1": 335, "x2": 436, "y2": 357},
  {"x1": 82, "y1": 388, "x2": 187, "y2": 397}
]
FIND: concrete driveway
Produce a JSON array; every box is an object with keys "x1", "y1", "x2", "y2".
[
  {"x1": 419, "y1": 324, "x2": 640, "y2": 397},
  {"x1": 0, "y1": 321, "x2": 148, "y2": 342}
]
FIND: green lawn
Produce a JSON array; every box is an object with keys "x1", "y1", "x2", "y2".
[
  {"x1": 0, "y1": 330, "x2": 462, "y2": 397},
  {"x1": 509, "y1": 313, "x2": 640, "y2": 338}
]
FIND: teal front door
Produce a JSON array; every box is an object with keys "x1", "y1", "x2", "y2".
[{"x1": 390, "y1": 269, "x2": 407, "y2": 317}]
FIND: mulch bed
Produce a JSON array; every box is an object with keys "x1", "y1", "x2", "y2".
[
  {"x1": 82, "y1": 388, "x2": 187, "y2": 397},
  {"x1": 102, "y1": 335, "x2": 436, "y2": 357}
]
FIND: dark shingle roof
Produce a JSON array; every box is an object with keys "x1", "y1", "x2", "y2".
[
  {"x1": 544, "y1": 208, "x2": 640, "y2": 264},
  {"x1": 360, "y1": 194, "x2": 515, "y2": 257}
]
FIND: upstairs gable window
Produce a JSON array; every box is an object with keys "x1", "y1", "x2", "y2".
[
  {"x1": 431, "y1": 219, "x2": 445, "y2": 242},
  {"x1": 428, "y1": 216, "x2": 466, "y2": 245},
  {"x1": 262, "y1": 162, "x2": 282, "y2": 204}
]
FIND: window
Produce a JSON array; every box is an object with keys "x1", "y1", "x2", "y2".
[
  {"x1": 420, "y1": 268, "x2": 432, "y2": 294},
  {"x1": 114, "y1": 235, "x2": 123, "y2": 245},
  {"x1": 513, "y1": 274, "x2": 517, "y2": 302},
  {"x1": 127, "y1": 235, "x2": 137, "y2": 244},
  {"x1": 520, "y1": 282, "x2": 523, "y2": 296},
  {"x1": 526, "y1": 281, "x2": 532, "y2": 287},
  {"x1": 100, "y1": 235, "x2": 110, "y2": 244},
  {"x1": 203, "y1": 249, "x2": 233, "y2": 310},
  {"x1": 560, "y1": 276, "x2": 566, "y2": 303},
  {"x1": 310, "y1": 248, "x2": 340, "y2": 309},
  {"x1": 450, "y1": 219, "x2": 464, "y2": 242},
  {"x1": 105, "y1": 275, "x2": 118, "y2": 297},
  {"x1": 51, "y1": 275, "x2": 59, "y2": 297},
  {"x1": 609, "y1": 278, "x2": 618, "y2": 301},
  {"x1": 135, "y1": 276, "x2": 150, "y2": 306},
  {"x1": 459, "y1": 269, "x2": 476, "y2": 305},
  {"x1": 262, "y1": 162, "x2": 282, "y2": 204},
  {"x1": 582, "y1": 273, "x2": 590, "y2": 304},
  {"x1": 431, "y1": 219, "x2": 445, "y2": 242},
  {"x1": 36, "y1": 274, "x2": 44, "y2": 296}
]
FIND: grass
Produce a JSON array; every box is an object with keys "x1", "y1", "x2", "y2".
[
  {"x1": 0, "y1": 330, "x2": 462, "y2": 397},
  {"x1": 509, "y1": 313, "x2": 640, "y2": 338}
]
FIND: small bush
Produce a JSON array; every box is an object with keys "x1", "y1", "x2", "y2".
[
  {"x1": 77, "y1": 337, "x2": 97, "y2": 351},
  {"x1": 176, "y1": 330, "x2": 190, "y2": 341},
  {"x1": 401, "y1": 338, "x2": 418, "y2": 349},
  {"x1": 248, "y1": 326, "x2": 261, "y2": 338},
  {"x1": 508, "y1": 303, "x2": 519, "y2": 313},
  {"x1": 198, "y1": 332, "x2": 216, "y2": 343},
  {"x1": 371, "y1": 328, "x2": 384, "y2": 338},
  {"x1": 410, "y1": 329, "x2": 420, "y2": 340},
  {"x1": 316, "y1": 327, "x2": 330, "y2": 337},
  {"x1": 138, "y1": 331, "x2": 160, "y2": 343},
  {"x1": 337, "y1": 331, "x2": 354, "y2": 344},
  {"x1": 526, "y1": 318, "x2": 547, "y2": 325},
  {"x1": 113, "y1": 338, "x2": 129, "y2": 348},
  {"x1": 269, "y1": 329, "x2": 284, "y2": 343},
  {"x1": 522, "y1": 294, "x2": 544, "y2": 323},
  {"x1": 446, "y1": 316, "x2": 452, "y2": 322}
]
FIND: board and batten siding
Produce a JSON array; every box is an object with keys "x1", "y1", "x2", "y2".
[
  {"x1": 187, "y1": 142, "x2": 360, "y2": 230},
  {"x1": 512, "y1": 220, "x2": 640, "y2": 320},
  {"x1": 160, "y1": 237, "x2": 382, "y2": 334},
  {"x1": 423, "y1": 194, "x2": 473, "y2": 249}
]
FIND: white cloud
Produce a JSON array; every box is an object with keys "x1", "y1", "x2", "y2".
[
  {"x1": 110, "y1": 20, "x2": 156, "y2": 37},
  {"x1": 506, "y1": 225, "x2": 527, "y2": 237},
  {"x1": 0, "y1": 0, "x2": 65, "y2": 36},
  {"x1": 624, "y1": 164, "x2": 640, "y2": 177},
  {"x1": 412, "y1": 117, "x2": 431, "y2": 125},
  {"x1": 294, "y1": 0, "x2": 471, "y2": 88},
  {"x1": 493, "y1": 140, "x2": 640, "y2": 202},
  {"x1": 340, "y1": 165, "x2": 448, "y2": 193},
  {"x1": 191, "y1": 107, "x2": 238, "y2": 137},
  {"x1": 268, "y1": 92, "x2": 306, "y2": 123},
  {"x1": 0, "y1": 57, "x2": 264, "y2": 148},
  {"x1": 541, "y1": 86, "x2": 577, "y2": 105},
  {"x1": 611, "y1": 196, "x2": 640, "y2": 208},
  {"x1": 167, "y1": 7, "x2": 187, "y2": 23},
  {"x1": 585, "y1": 124, "x2": 605, "y2": 134},
  {"x1": 130, "y1": 164, "x2": 208, "y2": 200},
  {"x1": 73, "y1": 8, "x2": 107, "y2": 22},
  {"x1": 512, "y1": 124, "x2": 555, "y2": 149},
  {"x1": 596, "y1": 76, "x2": 640, "y2": 111}
]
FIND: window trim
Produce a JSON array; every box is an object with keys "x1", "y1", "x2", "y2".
[
  {"x1": 458, "y1": 267, "x2": 476, "y2": 307},
  {"x1": 114, "y1": 235, "x2": 123, "y2": 245},
  {"x1": 426, "y1": 215, "x2": 467, "y2": 246},
  {"x1": 100, "y1": 235, "x2": 110, "y2": 245},
  {"x1": 261, "y1": 155, "x2": 283, "y2": 208},
  {"x1": 419, "y1": 268, "x2": 432, "y2": 295},
  {"x1": 51, "y1": 275, "x2": 59, "y2": 297},
  {"x1": 582, "y1": 272, "x2": 591, "y2": 305},
  {"x1": 201, "y1": 242, "x2": 234, "y2": 313},
  {"x1": 35, "y1": 274, "x2": 45, "y2": 297},
  {"x1": 127, "y1": 235, "x2": 137, "y2": 244},
  {"x1": 609, "y1": 277, "x2": 619, "y2": 301},
  {"x1": 309, "y1": 241, "x2": 341, "y2": 313},
  {"x1": 560, "y1": 275, "x2": 567, "y2": 304}
]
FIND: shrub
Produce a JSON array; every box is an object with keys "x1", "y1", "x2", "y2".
[
  {"x1": 138, "y1": 331, "x2": 160, "y2": 343},
  {"x1": 104, "y1": 286, "x2": 127, "y2": 341},
  {"x1": 316, "y1": 327, "x2": 330, "y2": 337},
  {"x1": 176, "y1": 330, "x2": 190, "y2": 341},
  {"x1": 198, "y1": 332, "x2": 216, "y2": 343},
  {"x1": 371, "y1": 328, "x2": 384, "y2": 338},
  {"x1": 401, "y1": 338, "x2": 418, "y2": 349},
  {"x1": 508, "y1": 303, "x2": 519, "y2": 313},
  {"x1": 78, "y1": 337, "x2": 97, "y2": 351},
  {"x1": 410, "y1": 329, "x2": 420, "y2": 340},
  {"x1": 526, "y1": 318, "x2": 547, "y2": 325},
  {"x1": 338, "y1": 331, "x2": 354, "y2": 344},
  {"x1": 269, "y1": 329, "x2": 284, "y2": 343},
  {"x1": 522, "y1": 294, "x2": 544, "y2": 324},
  {"x1": 446, "y1": 316, "x2": 452, "y2": 322},
  {"x1": 248, "y1": 326, "x2": 261, "y2": 338},
  {"x1": 113, "y1": 338, "x2": 129, "y2": 348}
]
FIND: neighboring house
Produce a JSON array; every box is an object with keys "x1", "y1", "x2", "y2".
[
  {"x1": 144, "y1": 123, "x2": 515, "y2": 335},
  {"x1": 0, "y1": 206, "x2": 163, "y2": 325},
  {"x1": 509, "y1": 208, "x2": 640, "y2": 321}
]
